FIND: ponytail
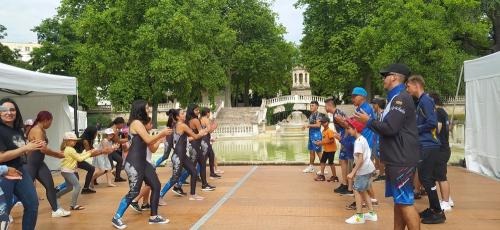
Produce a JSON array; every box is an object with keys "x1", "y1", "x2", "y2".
[{"x1": 167, "y1": 109, "x2": 180, "y2": 128}]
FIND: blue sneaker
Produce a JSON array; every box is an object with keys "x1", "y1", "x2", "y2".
[
  {"x1": 112, "y1": 218, "x2": 127, "y2": 229},
  {"x1": 148, "y1": 215, "x2": 170, "y2": 225}
]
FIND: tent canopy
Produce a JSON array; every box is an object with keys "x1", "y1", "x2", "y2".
[
  {"x1": 0, "y1": 62, "x2": 78, "y2": 170},
  {"x1": 464, "y1": 51, "x2": 500, "y2": 178}
]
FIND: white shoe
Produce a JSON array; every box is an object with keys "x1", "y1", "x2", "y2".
[
  {"x1": 440, "y1": 201, "x2": 452, "y2": 212},
  {"x1": 316, "y1": 170, "x2": 328, "y2": 175},
  {"x1": 52, "y1": 208, "x2": 71, "y2": 217},
  {"x1": 364, "y1": 212, "x2": 378, "y2": 221},
  {"x1": 302, "y1": 165, "x2": 315, "y2": 173},
  {"x1": 345, "y1": 214, "x2": 365, "y2": 224},
  {"x1": 449, "y1": 197, "x2": 454, "y2": 207}
]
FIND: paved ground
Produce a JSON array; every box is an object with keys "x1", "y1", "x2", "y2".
[{"x1": 9, "y1": 166, "x2": 500, "y2": 230}]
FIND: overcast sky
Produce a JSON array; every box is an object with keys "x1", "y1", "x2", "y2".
[{"x1": 0, "y1": 0, "x2": 304, "y2": 44}]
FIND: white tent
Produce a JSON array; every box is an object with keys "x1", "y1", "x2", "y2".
[
  {"x1": 463, "y1": 51, "x2": 500, "y2": 179},
  {"x1": 0, "y1": 62, "x2": 78, "y2": 170}
]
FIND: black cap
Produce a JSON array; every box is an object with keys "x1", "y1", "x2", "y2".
[
  {"x1": 379, "y1": 63, "x2": 411, "y2": 77},
  {"x1": 371, "y1": 98, "x2": 387, "y2": 110}
]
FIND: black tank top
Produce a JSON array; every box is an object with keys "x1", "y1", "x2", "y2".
[{"x1": 126, "y1": 133, "x2": 147, "y2": 166}]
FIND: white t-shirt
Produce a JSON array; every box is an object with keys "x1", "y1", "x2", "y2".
[
  {"x1": 146, "y1": 148, "x2": 153, "y2": 166},
  {"x1": 354, "y1": 135, "x2": 375, "y2": 176}
]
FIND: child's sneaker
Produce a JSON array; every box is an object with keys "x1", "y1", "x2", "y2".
[
  {"x1": 51, "y1": 208, "x2": 71, "y2": 217},
  {"x1": 148, "y1": 215, "x2": 170, "y2": 224},
  {"x1": 364, "y1": 212, "x2": 378, "y2": 221},
  {"x1": 316, "y1": 170, "x2": 328, "y2": 175},
  {"x1": 112, "y1": 218, "x2": 127, "y2": 229},
  {"x1": 345, "y1": 213, "x2": 365, "y2": 224},
  {"x1": 440, "y1": 201, "x2": 452, "y2": 212},
  {"x1": 449, "y1": 197, "x2": 454, "y2": 207},
  {"x1": 130, "y1": 202, "x2": 142, "y2": 213},
  {"x1": 302, "y1": 165, "x2": 315, "y2": 173}
]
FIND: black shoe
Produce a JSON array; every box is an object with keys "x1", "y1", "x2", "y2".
[
  {"x1": 114, "y1": 177, "x2": 127, "y2": 182},
  {"x1": 419, "y1": 208, "x2": 433, "y2": 219},
  {"x1": 373, "y1": 175, "x2": 386, "y2": 182},
  {"x1": 141, "y1": 203, "x2": 151, "y2": 211},
  {"x1": 196, "y1": 176, "x2": 202, "y2": 182},
  {"x1": 81, "y1": 188, "x2": 96, "y2": 194},
  {"x1": 210, "y1": 174, "x2": 222, "y2": 179},
  {"x1": 130, "y1": 202, "x2": 142, "y2": 213},
  {"x1": 421, "y1": 211, "x2": 446, "y2": 224},
  {"x1": 334, "y1": 184, "x2": 347, "y2": 193},
  {"x1": 172, "y1": 186, "x2": 187, "y2": 196},
  {"x1": 339, "y1": 189, "x2": 354, "y2": 196},
  {"x1": 201, "y1": 184, "x2": 216, "y2": 191}
]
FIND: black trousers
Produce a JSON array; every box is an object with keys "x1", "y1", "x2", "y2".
[
  {"x1": 108, "y1": 150, "x2": 124, "y2": 179},
  {"x1": 418, "y1": 148, "x2": 443, "y2": 212}
]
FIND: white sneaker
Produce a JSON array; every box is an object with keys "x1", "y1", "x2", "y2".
[
  {"x1": 302, "y1": 165, "x2": 315, "y2": 173},
  {"x1": 440, "y1": 201, "x2": 452, "y2": 212},
  {"x1": 316, "y1": 170, "x2": 328, "y2": 175},
  {"x1": 364, "y1": 212, "x2": 378, "y2": 221},
  {"x1": 52, "y1": 208, "x2": 71, "y2": 218},
  {"x1": 345, "y1": 214, "x2": 365, "y2": 224},
  {"x1": 449, "y1": 197, "x2": 454, "y2": 207}
]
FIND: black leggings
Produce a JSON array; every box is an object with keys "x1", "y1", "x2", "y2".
[
  {"x1": 109, "y1": 151, "x2": 123, "y2": 178},
  {"x1": 77, "y1": 161, "x2": 95, "y2": 189},
  {"x1": 191, "y1": 141, "x2": 207, "y2": 185},
  {"x1": 27, "y1": 162, "x2": 58, "y2": 211},
  {"x1": 418, "y1": 148, "x2": 442, "y2": 212},
  {"x1": 123, "y1": 162, "x2": 161, "y2": 216},
  {"x1": 180, "y1": 150, "x2": 197, "y2": 195},
  {"x1": 203, "y1": 137, "x2": 216, "y2": 175}
]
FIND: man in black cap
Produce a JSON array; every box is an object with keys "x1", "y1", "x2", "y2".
[{"x1": 355, "y1": 63, "x2": 420, "y2": 230}]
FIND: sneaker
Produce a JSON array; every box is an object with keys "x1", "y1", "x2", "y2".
[
  {"x1": 302, "y1": 165, "x2": 315, "y2": 173},
  {"x1": 419, "y1": 208, "x2": 433, "y2": 219},
  {"x1": 340, "y1": 189, "x2": 354, "y2": 196},
  {"x1": 159, "y1": 198, "x2": 167, "y2": 206},
  {"x1": 421, "y1": 211, "x2": 446, "y2": 224},
  {"x1": 114, "y1": 177, "x2": 127, "y2": 182},
  {"x1": 189, "y1": 194, "x2": 205, "y2": 201},
  {"x1": 81, "y1": 188, "x2": 97, "y2": 194},
  {"x1": 202, "y1": 184, "x2": 216, "y2": 191},
  {"x1": 449, "y1": 197, "x2": 455, "y2": 207},
  {"x1": 314, "y1": 175, "x2": 326, "y2": 181},
  {"x1": 172, "y1": 186, "x2": 187, "y2": 196},
  {"x1": 316, "y1": 170, "x2": 328, "y2": 175},
  {"x1": 327, "y1": 176, "x2": 339, "y2": 182},
  {"x1": 130, "y1": 202, "x2": 142, "y2": 213},
  {"x1": 364, "y1": 212, "x2": 378, "y2": 221},
  {"x1": 52, "y1": 208, "x2": 71, "y2": 218},
  {"x1": 345, "y1": 214, "x2": 365, "y2": 224},
  {"x1": 148, "y1": 215, "x2": 170, "y2": 225},
  {"x1": 440, "y1": 201, "x2": 452, "y2": 212},
  {"x1": 210, "y1": 174, "x2": 222, "y2": 179},
  {"x1": 112, "y1": 218, "x2": 127, "y2": 229},
  {"x1": 215, "y1": 169, "x2": 224, "y2": 174},
  {"x1": 141, "y1": 203, "x2": 151, "y2": 210},
  {"x1": 334, "y1": 184, "x2": 347, "y2": 193}
]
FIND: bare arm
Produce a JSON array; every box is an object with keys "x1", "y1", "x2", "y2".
[
  {"x1": 148, "y1": 138, "x2": 164, "y2": 153},
  {"x1": 0, "y1": 141, "x2": 44, "y2": 163},
  {"x1": 131, "y1": 120, "x2": 171, "y2": 145},
  {"x1": 179, "y1": 123, "x2": 206, "y2": 140},
  {"x1": 29, "y1": 128, "x2": 64, "y2": 159}
]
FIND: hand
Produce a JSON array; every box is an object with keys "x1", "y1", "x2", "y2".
[
  {"x1": 188, "y1": 136, "x2": 194, "y2": 141},
  {"x1": 334, "y1": 115, "x2": 345, "y2": 124},
  {"x1": 162, "y1": 128, "x2": 173, "y2": 136},
  {"x1": 347, "y1": 172, "x2": 354, "y2": 180},
  {"x1": 210, "y1": 122, "x2": 218, "y2": 130},
  {"x1": 333, "y1": 133, "x2": 341, "y2": 140},
  {"x1": 354, "y1": 109, "x2": 370, "y2": 123},
  {"x1": 112, "y1": 144, "x2": 120, "y2": 150},
  {"x1": 302, "y1": 125, "x2": 307, "y2": 130},
  {"x1": 200, "y1": 129, "x2": 208, "y2": 136},
  {"x1": 314, "y1": 141, "x2": 321, "y2": 146},
  {"x1": 24, "y1": 140, "x2": 44, "y2": 152},
  {"x1": 5, "y1": 167, "x2": 22, "y2": 180}
]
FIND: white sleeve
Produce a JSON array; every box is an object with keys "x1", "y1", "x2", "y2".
[{"x1": 353, "y1": 140, "x2": 363, "y2": 155}]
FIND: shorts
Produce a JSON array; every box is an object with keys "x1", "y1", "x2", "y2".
[
  {"x1": 353, "y1": 173, "x2": 372, "y2": 192},
  {"x1": 434, "y1": 147, "x2": 451, "y2": 181},
  {"x1": 320, "y1": 151, "x2": 335, "y2": 165},
  {"x1": 385, "y1": 166, "x2": 415, "y2": 205},
  {"x1": 339, "y1": 151, "x2": 354, "y2": 160},
  {"x1": 308, "y1": 129, "x2": 322, "y2": 152}
]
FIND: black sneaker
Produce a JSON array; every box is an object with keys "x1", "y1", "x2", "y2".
[
  {"x1": 419, "y1": 208, "x2": 433, "y2": 219},
  {"x1": 201, "y1": 184, "x2": 216, "y2": 191},
  {"x1": 210, "y1": 174, "x2": 222, "y2": 179},
  {"x1": 141, "y1": 203, "x2": 151, "y2": 210},
  {"x1": 340, "y1": 189, "x2": 354, "y2": 196},
  {"x1": 112, "y1": 218, "x2": 127, "y2": 229},
  {"x1": 172, "y1": 186, "x2": 187, "y2": 196},
  {"x1": 334, "y1": 184, "x2": 347, "y2": 193},
  {"x1": 421, "y1": 211, "x2": 446, "y2": 224},
  {"x1": 130, "y1": 202, "x2": 142, "y2": 213},
  {"x1": 148, "y1": 215, "x2": 170, "y2": 225},
  {"x1": 81, "y1": 188, "x2": 96, "y2": 194},
  {"x1": 115, "y1": 177, "x2": 127, "y2": 182},
  {"x1": 196, "y1": 176, "x2": 202, "y2": 182}
]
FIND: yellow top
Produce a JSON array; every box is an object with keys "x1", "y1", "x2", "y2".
[{"x1": 61, "y1": 146, "x2": 91, "y2": 171}]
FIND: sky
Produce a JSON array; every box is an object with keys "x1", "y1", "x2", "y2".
[{"x1": 0, "y1": 0, "x2": 304, "y2": 44}]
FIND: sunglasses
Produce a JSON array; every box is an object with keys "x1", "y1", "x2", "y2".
[{"x1": 1, "y1": 108, "x2": 16, "y2": 113}]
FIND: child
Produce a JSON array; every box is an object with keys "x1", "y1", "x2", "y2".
[
  {"x1": 91, "y1": 128, "x2": 118, "y2": 188},
  {"x1": 345, "y1": 118, "x2": 378, "y2": 224},
  {"x1": 314, "y1": 117, "x2": 339, "y2": 182},
  {"x1": 57, "y1": 132, "x2": 101, "y2": 210},
  {"x1": 371, "y1": 98, "x2": 386, "y2": 182}
]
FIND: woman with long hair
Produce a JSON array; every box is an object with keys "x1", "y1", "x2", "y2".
[
  {"x1": 0, "y1": 98, "x2": 45, "y2": 230},
  {"x1": 200, "y1": 107, "x2": 220, "y2": 179},
  {"x1": 26, "y1": 111, "x2": 71, "y2": 217},
  {"x1": 112, "y1": 100, "x2": 172, "y2": 229}
]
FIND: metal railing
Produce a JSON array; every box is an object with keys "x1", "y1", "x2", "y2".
[
  {"x1": 212, "y1": 124, "x2": 258, "y2": 137},
  {"x1": 262, "y1": 95, "x2": 327, "y2": 108}
]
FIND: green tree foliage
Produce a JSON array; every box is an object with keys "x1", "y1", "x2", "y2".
[
  {"x1": 482, "y1": 0, "x2": 500, "y2": 51},
  {"x1": 298, "y1": 0, "x2": 491, "y2": 100},
  {"x1": 0, "y1": 24, "x2": 28, "y2": 67}
]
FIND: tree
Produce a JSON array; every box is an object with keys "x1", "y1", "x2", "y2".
[
  {"x1": 0, "y1": 24, "x2": 33, "y2": 69},
  {"x1": 483, "y1": 0, "x2": 500, "y2": 51}
]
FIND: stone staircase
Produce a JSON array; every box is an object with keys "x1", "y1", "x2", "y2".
[{"x1": 215, "y1": 107, "x2": 261, "y2": 125}]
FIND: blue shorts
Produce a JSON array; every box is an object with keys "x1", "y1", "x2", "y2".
[
  {"x1": 339, "y1": 151, "x2": 354, "y2": 160},
  {"x1": 308, "y1": 129, "x2": 322, "y2": 152},
  {"x1": 353, "y1": 173, "x2": 372, "y2": 192},
  {"x1": 385, "y1": 166, "x2": 415, "y2": 205}
]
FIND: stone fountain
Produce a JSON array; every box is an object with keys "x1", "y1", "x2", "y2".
[{"x1": 277, "y1": 111, "x2": 308, "y2": 137}]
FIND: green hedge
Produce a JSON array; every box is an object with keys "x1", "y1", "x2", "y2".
[{"x1": 87, "y1": 114, "x2": 112, "y2": 128}]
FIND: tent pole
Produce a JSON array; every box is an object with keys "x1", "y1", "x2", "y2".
[
  {"x1": 450, "y1": 65, "x2": 463, "y2": 126},
  {"x1": 74, "y1": 80, "x2": 79, "y2": 136}
]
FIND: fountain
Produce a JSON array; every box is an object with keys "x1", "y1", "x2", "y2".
[{"x1": 277, "y1": 111, "x2": 308, "y2": 137}]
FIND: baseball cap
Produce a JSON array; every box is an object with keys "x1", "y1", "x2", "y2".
[
  {"x1": 63, "y1": 132, "x2": 81, "y2": 140},
  {"x1": 104, "y1": 128, "x2": 114, "y2": 135},
  {"x1": 371, "y1": 98, "x2": 387, "y2": 110},
  {"x1": 379, "y1": 63, "x2": 411, "y2": 77},
  {"x1": 351, "y1": 87, "x2": 368, "y2": 97},
  {"x1": 0, "y1": 106, "x2": 9, "y2": 112},
  {"x1": 346, "y1": 117, "x2": 365, "y2": 133}
]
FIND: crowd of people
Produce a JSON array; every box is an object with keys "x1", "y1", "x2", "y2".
[
  {"x1": 0, "y1": 98, "x2": 224, "y2": 229},
  {"x1": 302, "y1": 63, "x2": 453, "y2": 229}
]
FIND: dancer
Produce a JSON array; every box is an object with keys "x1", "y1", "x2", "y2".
[
  {"x1": 26, "y1": 111, "x2": 71, "y2": 217},
  {"x1": 91, "y1": 128, "x2": 119, "y2": 188},
  {"x1": 0, "y1": 98, "x2": 45, "y2": 230},
  {"x1": 110, "y1": 117, "x2": 127, "y2": 182},
  {"x1": 111, "y1": 100, "x2": 172, "y2": 229},
  {"x1": 200, "y1": 107, "x2": 220, "y2": 179},
  {"x1": 302, "y1": 101, "x2": 323, "y2": 173}
]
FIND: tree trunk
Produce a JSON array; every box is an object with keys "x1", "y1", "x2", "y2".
[
  {"x1": 224, "y1": 70, "x2": 232, "y2": 108},
  {"x1": 243, "y1": 78, "x2": 250, "y2": 106},
  {"x1": 152, "y1": 101, "x2": 158, "y2": 129},
  {"x1": 233, "y1": 81, "x2": 240, "y2": 107},
  {"x1": 363, "y1": 72, "x2": 373, "y2": 100}
]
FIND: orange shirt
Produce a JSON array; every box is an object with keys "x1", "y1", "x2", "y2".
[{"x1": 321, "y1": 128, "x2": 337, "y2": 152}]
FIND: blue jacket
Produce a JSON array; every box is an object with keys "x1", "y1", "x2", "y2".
[
  {"x1": 356, "y1": 102, "x2": 376, "y2": 149},
  {"x1": 415, "y1": 93, "x2": 441, "y2": 149}
]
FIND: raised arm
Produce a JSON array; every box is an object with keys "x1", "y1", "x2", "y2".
[{"x1": 131, "y1": 120, "x2": 171, "y2": 145}]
